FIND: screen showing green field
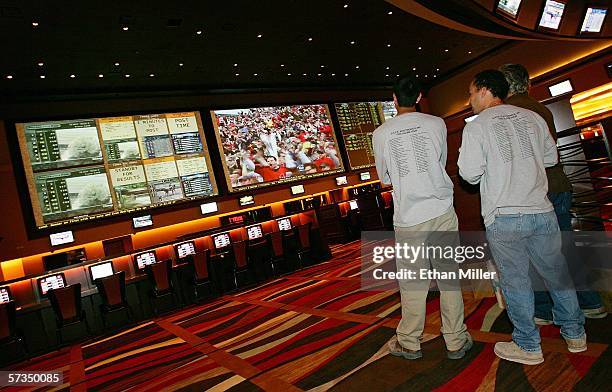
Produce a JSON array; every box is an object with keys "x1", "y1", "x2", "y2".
[{"x1": 17, "y1": 112, "x2": 218, "y2": 229}]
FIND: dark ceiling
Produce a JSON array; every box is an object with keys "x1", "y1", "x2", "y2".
[{"x1": 0, "y1": 1, "x2": 509, "y2": 98}]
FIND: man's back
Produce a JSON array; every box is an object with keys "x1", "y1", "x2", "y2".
[
  {"x1": 458, "y1": 104, "x2": 558, "y2": 226},
  {"x1": 373, "y1": 112, "x2": 453, "y2": 227}
]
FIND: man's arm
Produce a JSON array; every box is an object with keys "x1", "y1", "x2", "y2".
[
  {"x1": 535, "y1": 115, "x2": 559, "y2": 168},
  {"x1": 372, "y1": 130, "x2": 391, "y2": 185},
  {"x1": 457, "y1": 123, "x2": 486, "y2": 184}
]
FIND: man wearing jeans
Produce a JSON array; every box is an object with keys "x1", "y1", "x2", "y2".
[
  {"x1": 499, "y1": 63, "x2": 607, "y2": 322},
  {"x1": 373, "y1": 74, "x2": 472, "y2": 360},
  {"x1": 458, "y1": 70, "x2": 586, "y2": 365}
]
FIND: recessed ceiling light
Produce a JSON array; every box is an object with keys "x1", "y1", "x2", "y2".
[
  {"x1": 98, "y1": 74, "x2": 104, "y2": 78},
  {"x1": 70, "y1": 74, "x2": 75, "y2": 78},
  {"x1": 254, "y1": 73, "x2": 258, "y2": 76},
  {"x1": 233, "y1": 63, "x2": 238, "y2": 67},
  {"x1": 386, "y1": 44, "x2": 391, "y2": 47},
  {"x1": 385, "y1": 74, "x2": 390, "y2": 77},
  {"x1": 345, "y1": 73, "x2": 349, "y2": 76},
  {"x1": 416, "y1": 74, "x2": 419, "y2": 77},
  {"x1": 303, "y1": 73, "x2": 307, "y2": 76},
  {"x1": 122, "y1": 26, "x2": 129, "y2": 31},
  {"x1": 418, "y1": 46, "x2": 422, "y2": 50},
  {"x1": 125, "y1": 74, "x2": 130, "y2": 78},
  {"x1": 317, "y1": 73, "x2": 322, "y2": 76},
  {"x1": 39, "y1": 75, "x2": 45, "y2": 79},
  {"x1": 412, "y1": 67, "x2": 416, "y2": 71},
  {"x1": 425, "y1": 75, "x2": 428, "y2": 78},
  {"x1": 6, "y1": 75, "x2": 13, "y2": 79},
  {"x1": 281, "y1": 64, "x2": 285, "y2": 67},
  {"x1": 386, "y1": 66, "x2": 390, "y2": 70},
  {"x1": 344, "y1": 4, "x2": 348, "y2": 8},
  {"x1": 436, "y1": 68, "x2": 440, "y2": 71},
  {"x1": 235, "y1": 73, "x2": 239, "y2": 76},
  {"x1": 355, "y1": 65, "x2": 359, "y2": 69},
  {"x1": 388, "y1": 11, "x2": 393, "y2": 15},
  {"x1": 287, "y1": 73, "x2": 292, "y2": 76},
  {"x1": 308, "y1": 37, "x2": 313, "y2": 41},
  {"x1": 257, "y1": 34, "x2": 262, "y2": 38},
  {"x1": 196, "y1": 30, "x2": 202, "y2": 35},
  {"x1": 32, "y1": 22, "x2": 39, "y2": 27},
  {"x1": 396, "y1": 74, "x2": 399, "y2": 77},
  {"x1": 350, "y1": 41, "x2": 355, "y2": 45},
  {"x1": 179, "y1": 63, "x2": 184, "y2": 67},
  {"x1": 331, "y1": 73, "x2": 336, "y2": 76},
  {"x1": 321, "y1": 65, "x2": 325, "y2": 68},
  {"x1": 114, "y1": 62, "x2": 120, "y2": 66},
  {"x1": 434, "y1": 75, "x2": 437, "y2": 78},
  {"x1": 37, "y1": 62, "x2": 44, "y2": 67},
  {"x1": 149, "y1": 73, "x2": 155, "y2": 77},
  {"x1": 468, "y1": 51, "x2": 472, "y2": 54},
  {"x1": 444, "y1": 49, "x2": 449, "y2": 52}
]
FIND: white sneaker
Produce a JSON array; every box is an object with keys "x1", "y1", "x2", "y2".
[
  {"x1": 564, "y1": 334, "x2": 587, "y2": 353},
  {"x1": 494, "y1": 341, "x2": 544, "y2": 365},
  {"x1": 583, "y1": 307, "x2": 607, "y2": 319},
  {"x1": 534, "y1": 317, "x2": 553, "y2": 326}
]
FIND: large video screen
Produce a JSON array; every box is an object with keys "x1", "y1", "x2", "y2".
[
  {"x1": 16, "y1": 112, "x2": 218, "y2": 229},
  {"x1": 211, "y1": 104, "x2": 344, "y2": 192},
  {"x1": 334, "y1": 101, "x2": 397, "y2": 170}
]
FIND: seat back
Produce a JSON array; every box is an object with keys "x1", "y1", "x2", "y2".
[
  {"x1": 232, "y1": 241, "x2": 248, "y2": 268},
  {"x1": 0, "y1": 301, "x2": 17, "y2": 340},
  {"x1": 267, "y1": 231, "x2": 284, "y2": 257},
  {"x1": 189, "y1": 250, "x2": 210, "y2": 281},
  {"x1": 48, "y1": 284, "x2": 82, "y2": 324},
  {"x1": 96, "y1": 271, "x2": 126, "y2": 308},
  {"x1": 296, "y1": 223, "x2": 312, "y2": 249},
  {"x1": 147, "y1": 260, "x2": 173, "y2": 292}
]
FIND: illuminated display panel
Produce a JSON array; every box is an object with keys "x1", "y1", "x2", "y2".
[
  {"x1": 539, "y1": 0, "x2": 566, "y2": 30},
  {"x1": 175, "y1": 241, "x2": 196, "y2": 259},
  {"x1": 211, "y1": 104, "x2": 344, "y2": 192},
  {"x1": 334, "y1": 101, "x2": 396, "y2": 170},
  {"x1": 349, "y1": 200, "x2": 359, "y2": 210},
  {"x1": 0, "y1": 287, "x2": 12, "y2": 304},
  {"x1": 132, "y1": 215, "x2": 152, "y2": 228},
  {"x1": 497, "y1": 0, "x2": 522, "y2": 18},
  {"x1": 212, "y1": 233, "x2": 231, "y2": 249},
  {"x1": 37, "y1": 273, "x2": 66, "y2": 296},
  {"x1": 581, "y1": 8, "x2": 607, "y2": 33},
  {"x1": 89, "y1": 261, "x2": 115, "y2": 281},
  {"x1": 247, "y1": 224, "x2": 263, "y2": 240},
  {"x1": 277, "y1": 217, "x2": 292, "y2": 231},
  {"x1": 134, "y1": 251, "x2": 158, "y2": 270},
  {"x1": 16, "y1": 112, "x2": 218, "y2": 229},
  {"x1": 336, "y1": 176, "x2": 348, "y2": 186},
  {"x1": 291, "y1": 184, "x2": 305, "y2": 195}
]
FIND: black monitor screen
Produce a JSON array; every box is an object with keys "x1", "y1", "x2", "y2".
[
  {"x1": 212, "y1": 233, "x2": 231, "y2": 249},
  {"x1": 247, "y1": 225, "x2": 263, "y2": 240},
  {"x1": 134, "y1": 251, "x2": 158, "y2": 270},
  {"x1": 43, "y1": 253, "x2": 69, "y2": 271},
  {"x1": 0, "y1": 286, "x2": 12, "y2": 304},
  {"x1": 175, "y1": 241, "x2": 196, "y2": 259},
  {"x1": 37, "y1": 273, "x2": 66, "y2": 296},
  {"x1": 89, "y1": 261, "x2": 115, "y2": 282}
]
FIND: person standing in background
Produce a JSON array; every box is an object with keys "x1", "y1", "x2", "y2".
[
  {"x1": 499, "y1": 64, "x2": 607, "y2": 323},
  {"x1": 373, "y1": 74, "x2": 472, "y2": 361}
]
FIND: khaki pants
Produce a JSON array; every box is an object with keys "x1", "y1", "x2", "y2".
[{"x1": 394, "y1": 207, "x2": 468, "y2": 351}]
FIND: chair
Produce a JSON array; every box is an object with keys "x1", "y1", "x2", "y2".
[
  {"x1": 295, "y1": 223, "x2": 312, "y2": 268},
  {"x1": 95, "y1": 271, "x2": 132, "y2": 329},
  {"x1": 146, "y1": 260, "x2": 177, "y2": 316},
  {"x1": 232, "y1": 240, "x2": 252, "y2": 288},
  {"x1": 0, "y1": 301, "x2": 27, "y2": 364},
  {"x1": 266, "y1": 231, "x2": 287, "y2": 275},
  {"x1": 186, "y1": 250, "x2": 213, "y2": 301},
  {"x1": 48, "y1": 284, "x2": 91, "y2": 346}
]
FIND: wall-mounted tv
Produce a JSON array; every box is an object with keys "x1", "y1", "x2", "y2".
[
  {"x1": 200, "y1": 201, "x2": 218, "y2": 215},
  {"x1": 132, "y1": 215, "x2": 153, "y2": 228},
  {"x1": 548, "y1": 79, "x2": 574, "y2": 97},
  {"x1": 37, "y1": 273, "x2": 66, "y2": 296},
  {"x1": 246, "y1": 224, "x2": 263, "y2": 240},
  {"x1": 212, "y1": 232, "x2": 231, "y2": 249},
  {"x1": 334, "y1": 101, "x2": 396, "y2": 170},
  {"x1": 175, "y1": 241, "x2": 196, "y2": 259},
  {"x1": 277, "y1": 217, "x2": 292, "y2": 231},
  {"x1": 496, "y1": 0, "x2": 522, "y2": 19},
  {"x1": 538, "y1": 0, "x2": 566, "y2": 30},
  {"x1": 50, "y1": 231, "x2": 74, "y2": 246},
  {"x1": 211, "y1": 104, "x2": 344, "y2": 192},
  {"x1": 89, "y1": 261, "x2": 115, "y2": 282},
  {"x1": 580, "y1": 7, "x2": 607, "y2": 33},
  {"x1": 16, "y1": 112, "x2": 218, "y2": 229},
  {"x1": 0, "y1": 286, "x2": 12, "y2": 304}
]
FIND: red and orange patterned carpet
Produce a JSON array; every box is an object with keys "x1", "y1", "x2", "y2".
[{"x1": 3, "y1": 240, "x2": 610, "y2": 391}]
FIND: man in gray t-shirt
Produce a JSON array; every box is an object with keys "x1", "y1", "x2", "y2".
[{"x1": 373, "y1": 74, "x2": 472, "y2": 360}]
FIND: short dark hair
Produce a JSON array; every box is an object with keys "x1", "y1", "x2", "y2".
[
  {"x1": 393, "y1": 74, "x2": 421, "y2": 107},
  {"x1": 472, "y1": 70, "x2": 509, "y2": 100},
  {"x1": 499, "y1": 64, "x2": 529, "y2": 95}
]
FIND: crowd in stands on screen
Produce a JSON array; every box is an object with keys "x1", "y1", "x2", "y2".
[{"x1": 217, "y1": 105, "x2": 340, "y2": 187}]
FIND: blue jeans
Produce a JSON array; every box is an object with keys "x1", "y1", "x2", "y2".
[
  {"x1": 533, "y1": 192, "x2": 603, "y2": 319},
  {"x1": 486, "y1": 211, "x2": 585, "y2": 352}
]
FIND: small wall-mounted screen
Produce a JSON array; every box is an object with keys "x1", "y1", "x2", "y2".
[
  {"x1": 277, "y1": 218, "x2": 292, "y2": 231},
  {"x1": 37, "y1": 273, "x2": 66, "y2": 296},
  {"x1": 349, "y1": 200, "x2": 359, "y2": 210},
  {"x1": 239, "y1": 195, "x2": 255, "y2": 206},
  {"x1": 89, "y1": 261, "x2": 115, "y2": 281},
  {"x1": 134, "y1": 251, "x2": 158, "y2": 270},
  {"x1": 50, "y1": 231, "x2": 74, "y2": 246},
  {"x1": 213, "y1": 233, "x2": 231, "y2": 249},
  {"x1": 548, "y1": 80, "x2": 573, "y2": 97},
  {"x1": 539, "y1": 0, "x2": 565, "y2": 30},
  {"x1": 336, "y1": 176, "x2": 348, "y2": 186},
  {"x1": 247, "y1": 225, "x2": 263, "y2": 240},
  {"x1": 291, "y1": 184, "x2": 305, "y2": 195},
  {"x1": 175, "y1": 241, "x2": 196, "y2": 259},
  {"x1": 0, "y1": 286, "x2": 12, "y2": 304},
  {"x1": 497, "y1": 0, "x2": 522, "y2": 18},
  {"x1": 359, "y1": 172, "x2": 371, "y2": 181},
  {"x1": 200, "y1": 201, "x2": 218, "y2": 214},
  {"x1": 581, "y1": 7, "x2": 607, "y2": 33},
  {"x1": 133, "y1": 215, "x2": 153, "y2": 228}
]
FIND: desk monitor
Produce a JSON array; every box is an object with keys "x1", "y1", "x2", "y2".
[
  {"x1": 349, "y1": 200, "x2": 359, "y2": 210},
  {"x1": 360, "y1": 172, "x2": 371, "y2": 181},
  {"x1": 212, "y1": 232, "x2": 231, "y2": 250},
  {"x1": 37, "y1": 273, "x2": 67, "y2": 296},
  {"x1": 175, "y1": 241, "x2": 196, "y2": 260},
  {"x1": 89, "y1": 261, "x2": 115, "y2": 282},
  {"x1": 277, "y1": 217, "x2": 292, "y2": 231},
  {"x1": 247, "y1": 224, "x2": 263, "y2": 240},
  {"x1": 0, "y1": 286, "x2": 12, "y2": 304},
  {"x1": 133, "y1": 250, "x2": 158, "y2": 271}
]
